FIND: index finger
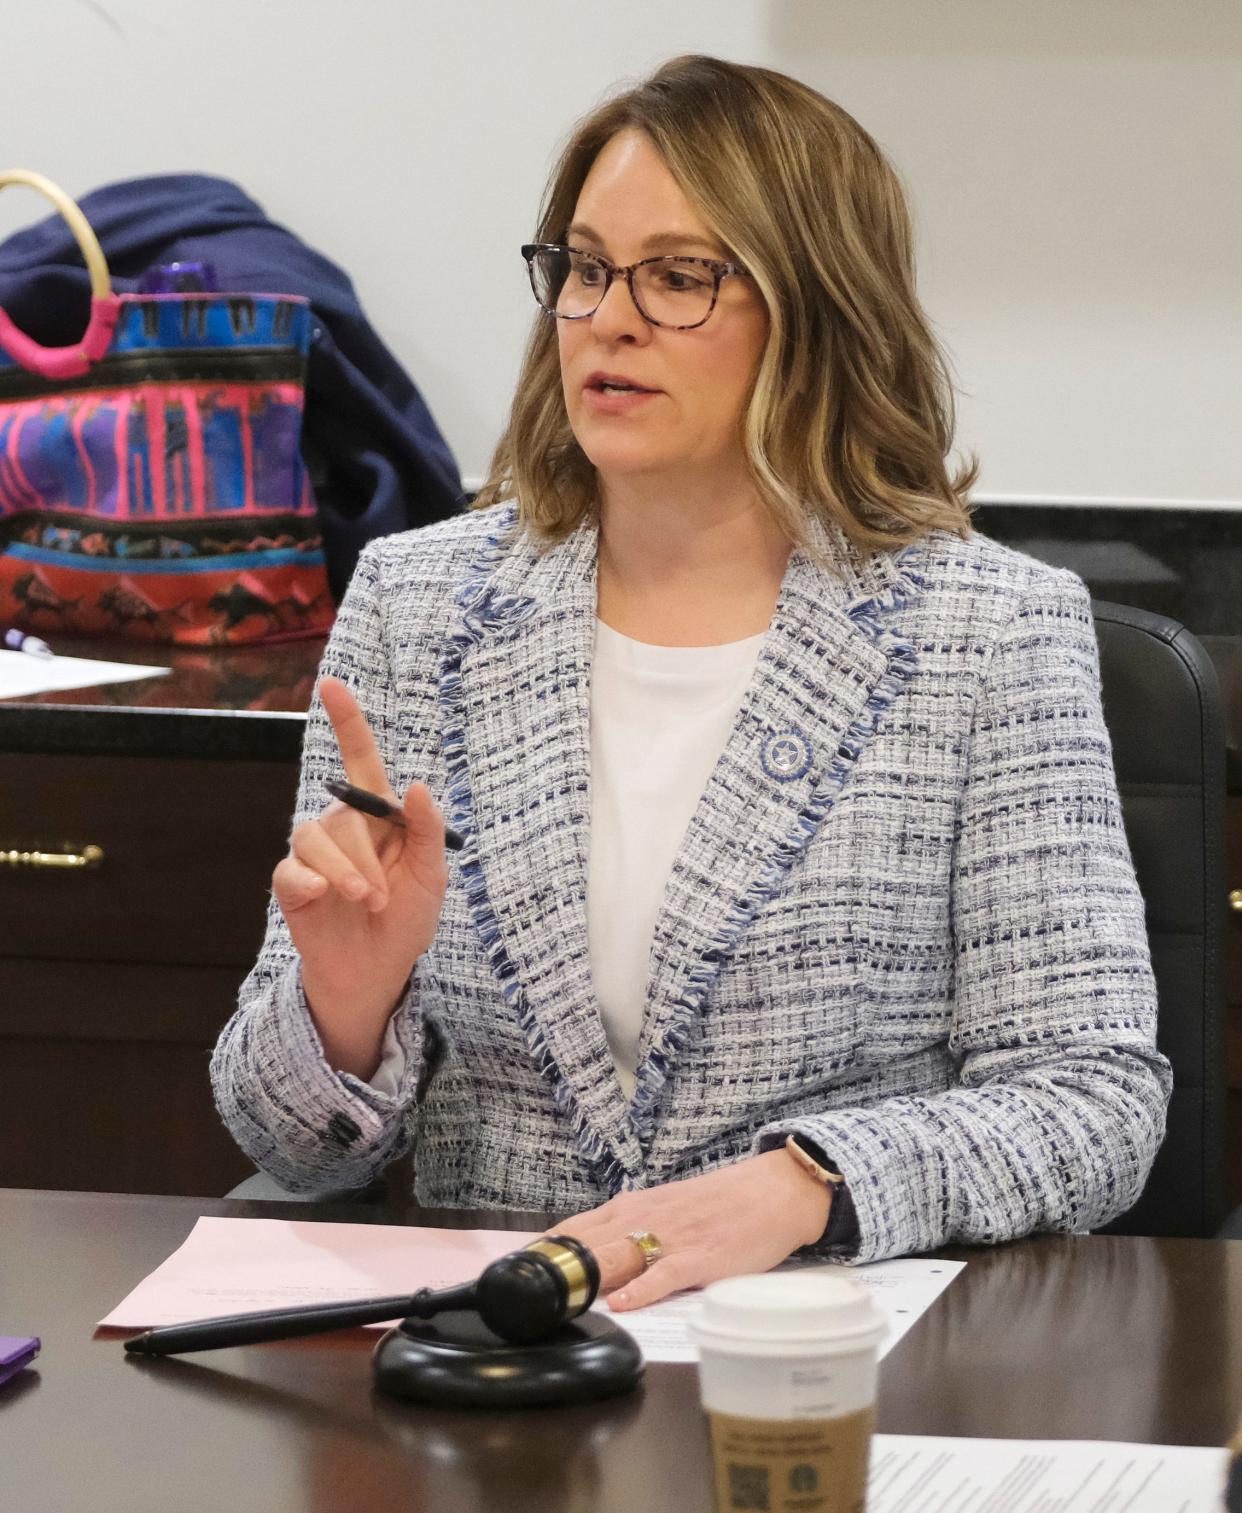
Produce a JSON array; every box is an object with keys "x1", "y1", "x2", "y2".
[{"x1": 318, "y1": 676, "x2": 391, "y2": 796}]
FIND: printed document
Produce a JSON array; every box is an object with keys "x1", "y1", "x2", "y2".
[
  {"x1": 617, "y1": 1254, "x2": 964, "y2": 1363},
  {"x1": 869, "y1": 1434, "x2": 1228, "y2": 1512}
]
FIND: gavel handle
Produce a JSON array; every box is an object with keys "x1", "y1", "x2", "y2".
[{"x1": 124, "y1": 1283, "x2": 475, "y2": 1357}]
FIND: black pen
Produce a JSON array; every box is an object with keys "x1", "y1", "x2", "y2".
[{"x1": 325, "y1": 780, "x2": 465, "y2": 852}]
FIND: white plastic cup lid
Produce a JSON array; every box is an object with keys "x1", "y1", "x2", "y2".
[{"x1": 691, "y1": 1272, "x2": 886, "y2": 1355}]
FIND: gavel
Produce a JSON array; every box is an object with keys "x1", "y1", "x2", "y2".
[{"x1": 123, "y1": 1235, "x2": 599, "y2": 1357}]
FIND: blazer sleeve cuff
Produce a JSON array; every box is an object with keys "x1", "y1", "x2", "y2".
[{"x1": 211, "y1": 958, "x2": 420, "y2": 1194}]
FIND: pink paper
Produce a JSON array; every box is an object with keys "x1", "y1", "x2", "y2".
[{"x1": 97, "y1": 1216, "x2": 540, "y2": 1330}]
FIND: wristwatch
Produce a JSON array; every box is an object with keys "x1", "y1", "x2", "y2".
[
  {"x1": 785, "y1": 1133, "x2": 845, "y2": 1187},
  {"x1": 784, "y1": 1133, "x2": 859, "y2": 1251}
]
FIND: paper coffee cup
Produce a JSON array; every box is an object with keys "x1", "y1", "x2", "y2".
[{"x1": 690, "y1": 1273, "x2": 886, "y2": 1513}]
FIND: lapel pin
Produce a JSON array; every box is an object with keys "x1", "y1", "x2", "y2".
[{"x1": 761, "y1": 730, "x2": 812, "y2": 782}]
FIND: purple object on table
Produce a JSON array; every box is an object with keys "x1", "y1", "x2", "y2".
[{"x1": 0, "y1": 1336, "x2": 40, "y2": 1385}]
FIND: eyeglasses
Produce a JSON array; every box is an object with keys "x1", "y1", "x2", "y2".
[{"x1": 521, "y1": 243, "x2": 749, "y2": 331}]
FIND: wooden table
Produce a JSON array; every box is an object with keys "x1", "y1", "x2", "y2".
[{"x1": 2, "y1": 1189, "x2": 1241, "y2": 1513}]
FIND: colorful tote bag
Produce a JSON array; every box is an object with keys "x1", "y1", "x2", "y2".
[{"x1": 0, "y1": 170, "x2": 333, "y2": 644}]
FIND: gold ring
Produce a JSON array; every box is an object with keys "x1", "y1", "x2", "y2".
[{"x1": 626, "y1": 1230, "x2": 664, "y2": 1270}]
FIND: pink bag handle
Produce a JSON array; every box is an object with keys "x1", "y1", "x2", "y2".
[{"x1": 0, "y1": 169, "x2": 120, "y2": 379}]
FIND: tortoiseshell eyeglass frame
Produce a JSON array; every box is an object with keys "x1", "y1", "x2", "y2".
[{"x1": 521, "y1": 242, "x2": 751, "y2": 331}]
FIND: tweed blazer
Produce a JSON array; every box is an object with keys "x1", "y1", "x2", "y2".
[{"x1": 210, "y1": 501, "x2": 1171, "y2": 1263}]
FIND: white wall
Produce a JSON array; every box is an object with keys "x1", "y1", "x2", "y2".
[{"x1": 3, "y1": 0, "x2": 1239, "y2": 506}]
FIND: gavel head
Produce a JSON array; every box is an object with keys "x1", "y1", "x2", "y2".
[{"x1": 474, "y1": 1235, "x2": 600, "y2": 1344}]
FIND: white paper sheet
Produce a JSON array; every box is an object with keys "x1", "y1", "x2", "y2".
[
  {"x1": 868, "y1": 1434, "x2": 1229, "y2": 1511},
  {"x1": 0, "y1": 648, "x2": 170, "y2": 698},
  {"x1": 98, "y1": 1216, "x2": 962, "y2": 1367},
  {"x1": 610, "y1": 1255, "x2": 965, "y2": 1364}
]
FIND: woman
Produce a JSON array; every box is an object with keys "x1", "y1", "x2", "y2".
[{"x1": 211, "y1": 56, "x2": 1170, "y2": 1311}]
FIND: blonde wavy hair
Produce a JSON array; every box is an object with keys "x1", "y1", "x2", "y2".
[{"x1": 475, "y1": 54, "x2": 977, "y2": 552}]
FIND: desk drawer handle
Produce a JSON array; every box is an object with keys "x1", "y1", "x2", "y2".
[
  {"x1": 0, "y1": 844, "x2": 104, "y2": 870},
  {"x1": 1231, "y1": 890, "x2": 1242, "y2": 912}
]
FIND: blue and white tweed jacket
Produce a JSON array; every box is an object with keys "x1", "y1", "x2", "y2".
[{"x1": 211, "y1": 502, "x2": 1171, "y2": 1263}]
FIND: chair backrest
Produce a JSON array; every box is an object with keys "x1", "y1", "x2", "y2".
[{"x1": 1091, "y1": 600, "x2": 1226, "y2": 1237}]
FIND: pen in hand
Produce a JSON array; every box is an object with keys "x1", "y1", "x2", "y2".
[
  {"x1": 325, "y1": 779, "x2": 465, "y2": 851},
  {"x1": 2, "y1": 628, "x2": 54, "y2": 659}
]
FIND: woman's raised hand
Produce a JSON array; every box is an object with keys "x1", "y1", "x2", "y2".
[{"x1": 272, "y1": 676, "x2": 450, "y2": 1078}]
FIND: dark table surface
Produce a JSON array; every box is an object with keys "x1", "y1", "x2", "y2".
[
  {"x1": 2, "y1": 1189, "x2": 1241, "y2": 1513},
  {"x1": 0, "y1": 635, "x2": 325, "y2": 758}
]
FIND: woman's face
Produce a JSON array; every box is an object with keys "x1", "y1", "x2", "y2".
[{"x1": 557, "y1": 129, "x2": 768, "y2": 494}]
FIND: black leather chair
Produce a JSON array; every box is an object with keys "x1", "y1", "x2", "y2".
[
  {"x1": 229, "y1": 600, "x2": 1230, "y2": 1235},
  {"x1": 1091, "y1": 600, "x2": 1226, "y2": 1238}
]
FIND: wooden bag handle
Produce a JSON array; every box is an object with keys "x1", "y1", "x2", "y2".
[{"x1": 0, "y1": 169, "x2": 120, "y2": 379}]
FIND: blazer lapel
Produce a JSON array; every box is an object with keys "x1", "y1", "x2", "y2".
[
  {"x1": 629, "y1": 518, "x2": 928, "y2": 1152},
  {"x1": 439, "y1": 509, "x2": 644, "y2": 1192}
]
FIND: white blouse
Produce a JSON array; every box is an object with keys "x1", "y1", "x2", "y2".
[{"x1": 586, "y1": 618, "x2": 765, "y2": 1097}]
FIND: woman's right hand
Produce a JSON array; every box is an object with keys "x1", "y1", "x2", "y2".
[{"x1": 272, "y1": 675, "x2": 450, "y2": 1079}]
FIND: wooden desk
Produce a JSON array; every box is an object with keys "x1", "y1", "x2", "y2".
[{"x1": 2, "y1": 1189, "x2": 1241, "y2": 1513}]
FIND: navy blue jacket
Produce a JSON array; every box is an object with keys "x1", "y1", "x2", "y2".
[{"x1": 0, "y1": 174, "x2": 463, "y2": 599}]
